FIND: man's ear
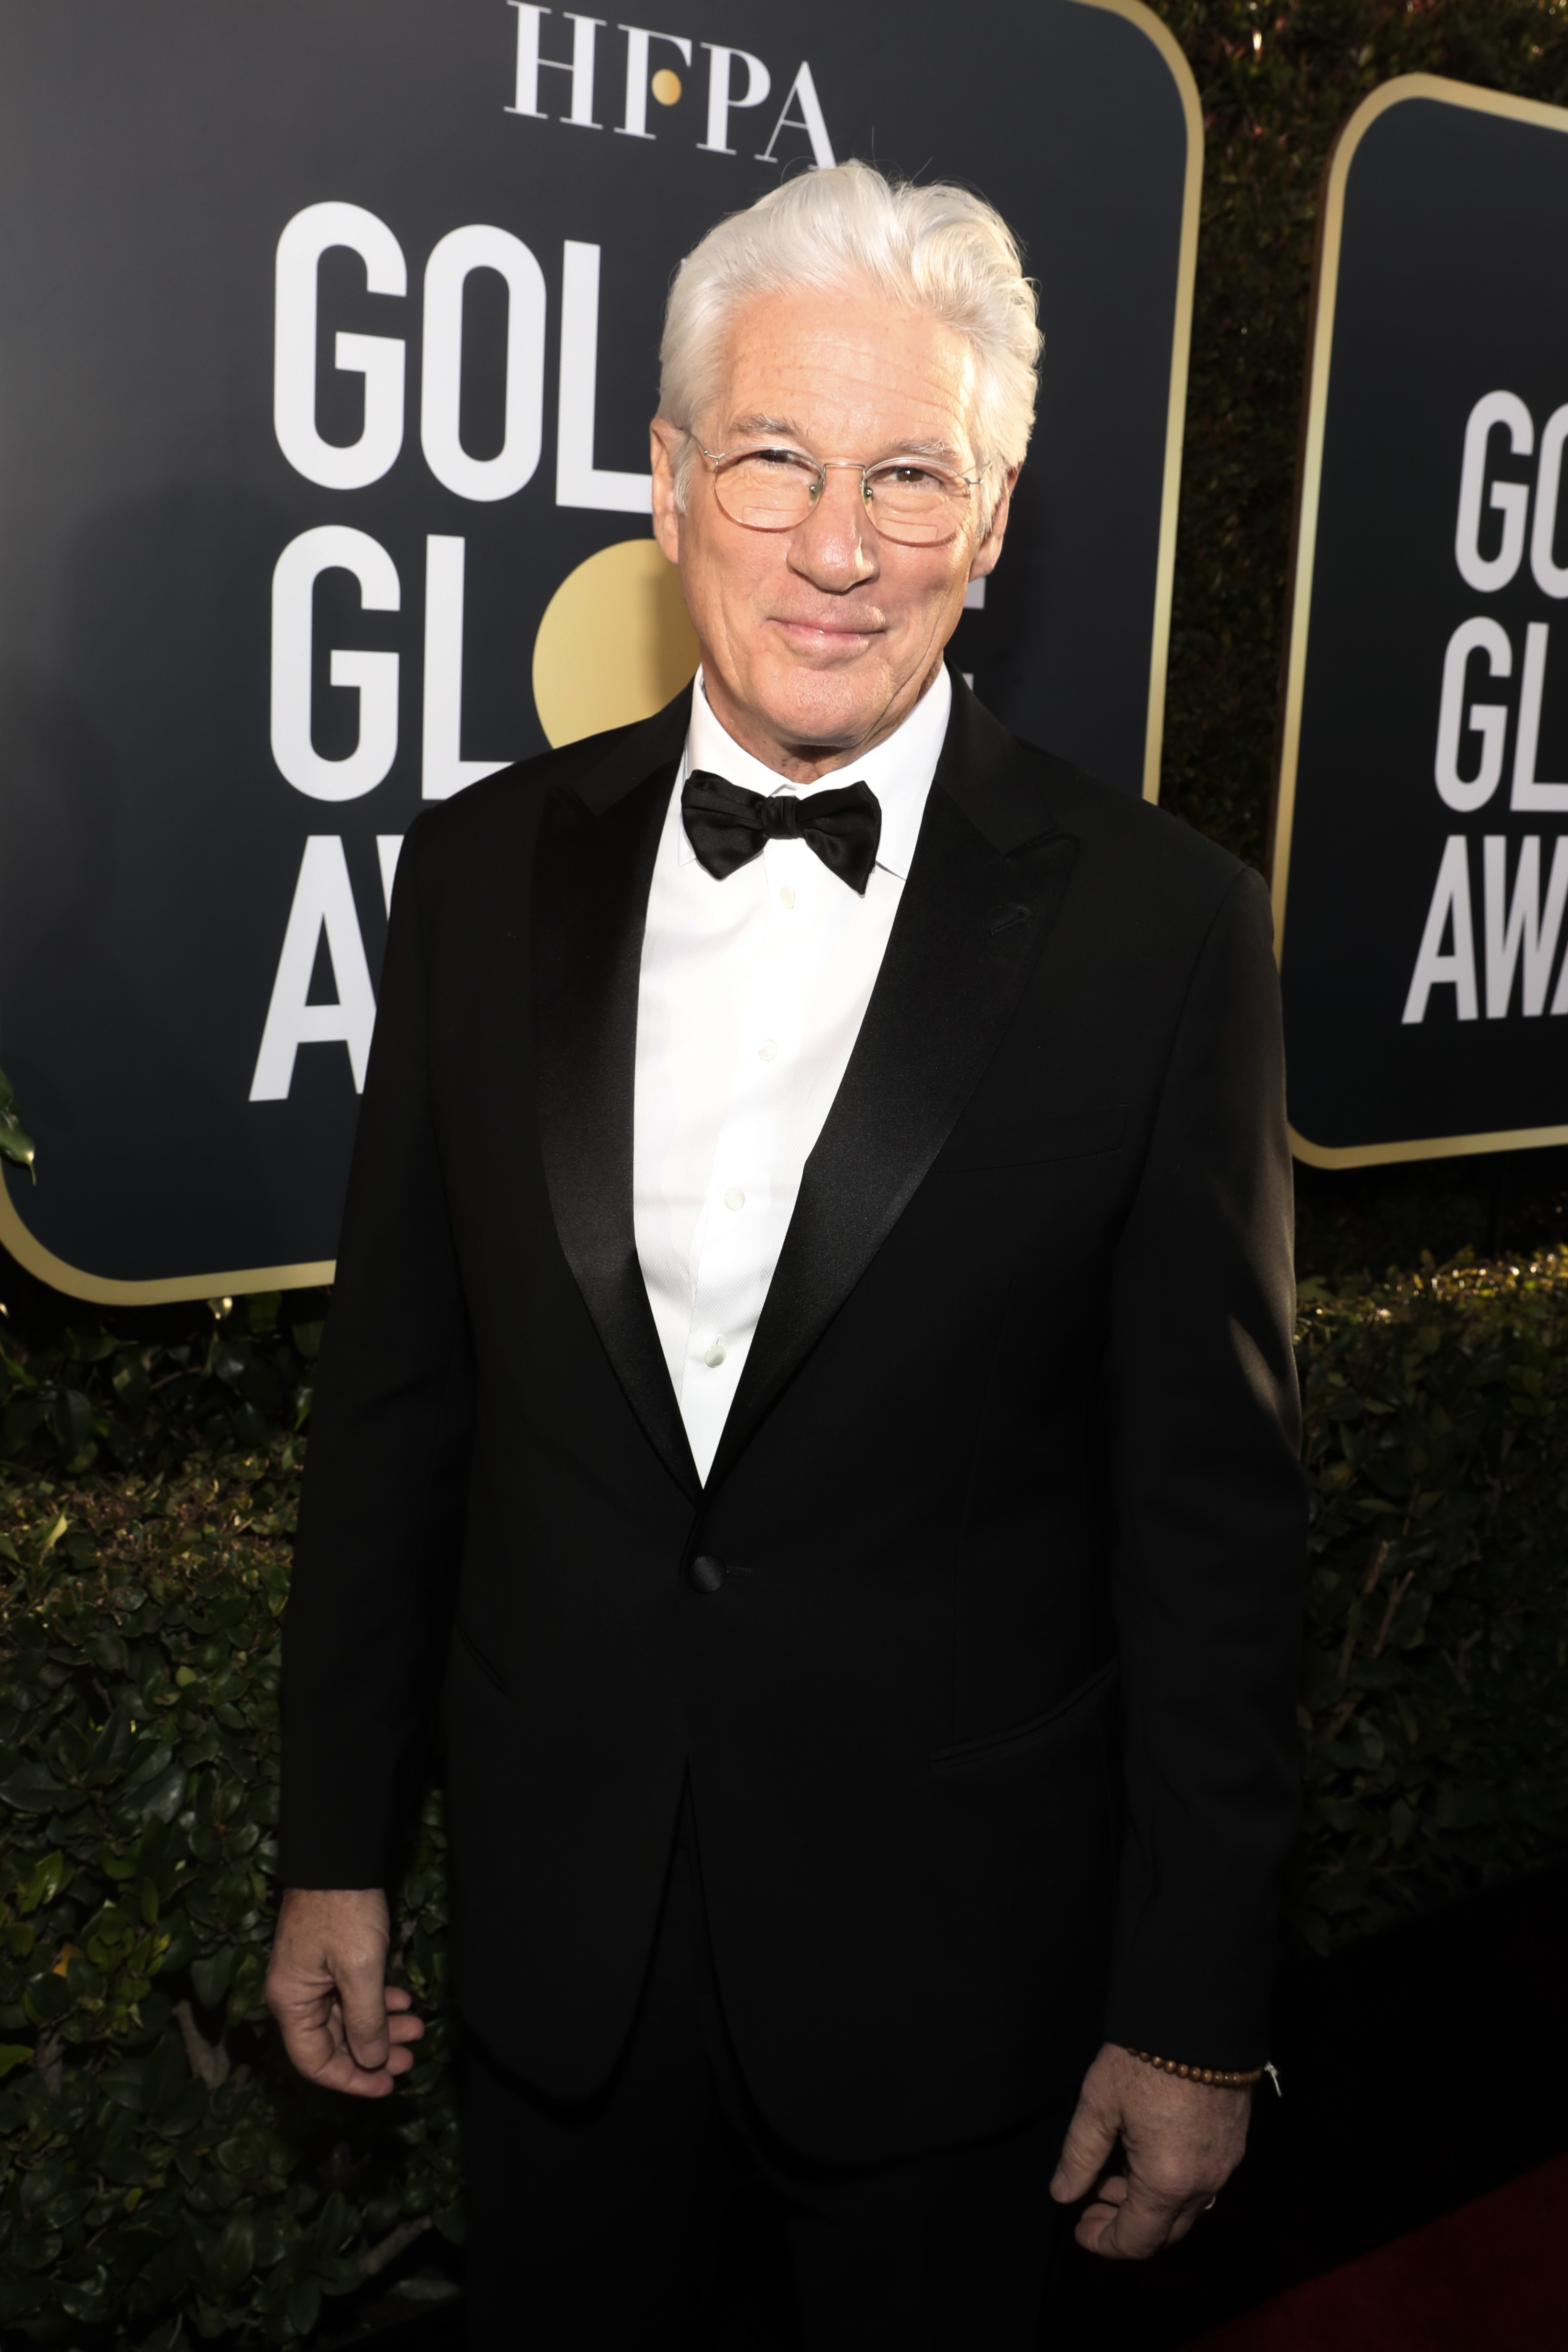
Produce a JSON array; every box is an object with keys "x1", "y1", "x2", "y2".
[
  {"x1": 968, "y1": 463, "x2": 1020, "y2": 586},
  {"x1": 650, "y1": 419, "x2": 683, "y2": 564}
]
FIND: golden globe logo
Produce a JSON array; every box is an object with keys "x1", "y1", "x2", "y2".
[
  {"x1": 1404, "y1": 389, "x2": 1568, "y2": 1029},
  {"x1": 506, "y1": 5, "x2": 837, "y2": 166},
  {"x1": 249, "y1": 11, "x2": 838, "y2": 1110}
]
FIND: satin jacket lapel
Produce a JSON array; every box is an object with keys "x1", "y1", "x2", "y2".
[
  {"x1": 533, "y1": 701, "x2": 702, "y2": 1501},
  {"x1": 707, "y1": 676, "x2": 1077, "y2": 1489}
]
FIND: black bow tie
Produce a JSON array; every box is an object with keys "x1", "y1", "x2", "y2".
[{"x1": 681, "y1": 769, "x2": 882, "y2": 896}]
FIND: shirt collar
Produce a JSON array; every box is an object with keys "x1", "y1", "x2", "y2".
[{"x1": 680, "y1": 663, "x2": 952, "y2": 881}]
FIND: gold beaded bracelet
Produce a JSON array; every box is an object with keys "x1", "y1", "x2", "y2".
[{"x1": 1126, "y1": 2047, "x2": 1262, "y2": 2088}]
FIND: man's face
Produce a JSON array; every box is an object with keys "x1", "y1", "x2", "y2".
[{"x1": 651, "y1": 282, "x2": 1015, "y2": 780}]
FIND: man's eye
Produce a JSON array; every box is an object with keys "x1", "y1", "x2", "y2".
[
  {"x1": 752, "y1": 449, "x2": 811, "y2": 471},
  {"x1": 879, "y1": 464, "x2": 943, "y2": 489}
]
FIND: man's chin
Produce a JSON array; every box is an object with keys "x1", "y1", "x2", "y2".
[{"x1": 751, "y1": 662, "x2": 896, "y2": 756}]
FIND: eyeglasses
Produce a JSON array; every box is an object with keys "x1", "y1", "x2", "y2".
[{"x1": 692, "y1": 439, "x2": 985, "y2": 547}]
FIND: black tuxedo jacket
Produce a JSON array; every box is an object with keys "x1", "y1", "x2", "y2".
[{"x1": 280, "y1": 671, "x2": 1306, "y2": 2163}]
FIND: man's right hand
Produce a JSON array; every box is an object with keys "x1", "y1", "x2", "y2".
[{"x1": 265, "y1": 1886, "x2": 424, "y2": 2098}]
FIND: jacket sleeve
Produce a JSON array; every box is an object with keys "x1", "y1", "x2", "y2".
[
  {"x1": 278, "y1": 814, "x2": 474, "y2": 1890},
  {"x1": 1099, "y1": 864, "x2": 1307, "y2": 2069}
]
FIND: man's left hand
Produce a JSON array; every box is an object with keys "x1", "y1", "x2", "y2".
[{"x1": 1050, "y1": 2042, "x2": 1251, "y2": 2257}]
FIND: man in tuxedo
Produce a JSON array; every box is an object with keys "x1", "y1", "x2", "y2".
[{"x1": 267, "y1": 163, "x2": 1305, "y2": 2346}]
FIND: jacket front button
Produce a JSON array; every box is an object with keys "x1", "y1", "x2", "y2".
[{"x1": 686, "y1": 1553, "x2": 726, "y2": 1594}]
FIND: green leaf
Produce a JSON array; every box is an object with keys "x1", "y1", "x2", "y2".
[
  {"x1": 0, "y1": 1762, "x2": 81, "y2": 1815},
  {"x1": 216, "y1": 2125, "x2": 284, "y2": 2181},
  {"x1": 17, "y1": 1850, "x2": 71, "y2": 1914},
  {"x1": 311, "y1": 2191, "x2": 352, "y2": 2258},
  {"x1": 0, "y1": 2041, "x2": 34, "y2": 2078},
  {"x1": 189, "y1": 1946, "x2": 234, "y2": 2009},
  {"x1": 138, "y1": 1764, "x2": 188, "y2": 1825},
  {"x1": 123, "y1": 1742, "x2": 177, "y2": 1793},
  {"x1": 22, "y1": 1967, "x2": 74, "y2": 2029},
  {"x1": 46, "y1": 1387, "x2": 94, "y2": 1460},
  {"x1": 56, "y1": 2267, "x2": 113, "y2": 2324},
  {"x1": 287, "y1": 2278, "x2": 321, "y2": 2335},
  {"x1": 207, "y1": 2213, "x2": 257, "y2": 2294},
  {"x1": 0, "y1": 1064, "x2": 37, "y2": 1172}
]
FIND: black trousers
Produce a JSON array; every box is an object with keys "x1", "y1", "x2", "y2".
[{"x1": 461, "y1": 1803, "x2": 1075, "y2": 2349}]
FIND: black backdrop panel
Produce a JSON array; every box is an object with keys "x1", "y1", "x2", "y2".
[
  {"x1": 1278, "y1": 77, "x2": 1568, "y2": 1164},
  {"x1": 0, "y1": 0, "x2": 1195, "y2": 1293}
]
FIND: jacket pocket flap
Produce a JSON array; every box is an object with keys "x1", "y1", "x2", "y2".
[{"x1": 932, "y1": 1658, "x2": 1118, "y2": 1767}]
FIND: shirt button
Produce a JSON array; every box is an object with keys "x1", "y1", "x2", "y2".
[
  {"x1": 724, "y1": 1187, "x2": 746, "y2": 1211},
  {"x1": 779, "y1": 886, "x2": 796, "y2": 910},
  {"x1": 703, "y1": 1340, "x2": 727, "y2": 1368},
  {"x1": 758, "y1": 1039, "x2": 778, "y2": 1062}
]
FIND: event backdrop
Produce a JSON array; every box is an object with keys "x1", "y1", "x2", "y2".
[
  {"x1": 1276, "y1": 74, "x2": 1568, "y2": 1167},
  {"x1": 0, "y1": 0, "x2": 1198, "y2": 1299}
]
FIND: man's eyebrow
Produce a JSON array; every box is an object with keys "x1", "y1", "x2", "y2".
[
  {"x1": 725, "y1": 412, "x2": 806, "y2": 443},
  {"x1": 722, "y1": 415, "x2": 966, "y2": 464},
  {"x1": 876, "y1": 437, "x2": 966, "y2": 464}
]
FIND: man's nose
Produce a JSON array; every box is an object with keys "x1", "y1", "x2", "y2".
[{"x1": 789, "y1": 469, "x2": 878, "y2": 583}]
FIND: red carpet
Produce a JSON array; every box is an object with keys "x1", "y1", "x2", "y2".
[{"x1": 1186, "y1": 2152, "x2": 1568, "y2": 2349}]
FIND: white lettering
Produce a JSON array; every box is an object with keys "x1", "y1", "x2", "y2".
[
  {"x1": 1455, "y1": 389, "x2": 1533, "y2": 593},
  {"x1": 1510, "y1": 621, "x2": 1568, "y2": 812},
  {"x1": 420, "y1": 225, "x2": 546, "y2": 502},
  {"x1": 274, "y1": 203, "x2": 407, "y2": 491},
  {"x1": 617, "y1": 24, "x2": 692, "y2": 138},
  {"x1": 699, "y1": 44, "x2": 770, "y2": 155},
  {"x1": 1403, "y1": 836, "x2": 1479, "y2": 1023},
  {"x1": 250, "y1": 837, "x2": 378, "y2": 1099},
  {"x1": 556, "y1": 241, "x2": 653, "y2": 513},
  {"x1": 1531, "y1": 404, "x2": 1568, "y2": 598},
  {"x1": 376, "y1": 835, "x2": 404, "y2": 915},
  {"x1": 507, "y1": 5, "x2": 604, "y2": 126},
  {"x1": 422, "y1": 537, "x2": 511, "y2": 799},
  {"x1": 755, "y1": 62, "x2": 836, "y2": 168},
  {"x1": 271, "y1": 527, "x2": 400, "y2": 802},
  {"x1": 1483, "y1": 835, "x2": 1568, "y2": 1017},
  {"x1": 1434, "y1": 616, "x2": 1511, "y2": 813}
]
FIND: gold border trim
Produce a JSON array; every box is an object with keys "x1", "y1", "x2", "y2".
[
  {"x1": 1071, "y1": 0, "x2": 1205, "y2": 802},
  {"x1": 1291, "y1": 1119, "x2": 1568, "y2": 1172},
  {"x1": 0, "y1": 1176, "x2": 332, "y2": 1305},
  {"x1": 1272, "y1": 72, "x2": 1568, "y2": 1171},
  {"x1": 4, "y1": 5, "x2": 1203, "y2": 1302}
]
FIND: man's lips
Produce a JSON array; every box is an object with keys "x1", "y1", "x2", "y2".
[{"x1": 767, "y1": 612, "x2": 886, "y2": 648}]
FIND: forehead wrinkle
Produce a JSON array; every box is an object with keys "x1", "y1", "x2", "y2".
[{"x1": 712, "y1": 289, "x2": 983, "y2": 468}]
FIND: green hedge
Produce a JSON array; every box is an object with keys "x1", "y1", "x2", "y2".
[
  {"x1": 0, "y1": 1293, "x2": 324, "y2": 1483},
  {"x1": 1291, "y1": 1249, "x2": 1568, "y2": 1949},
  {"x1": 0, "y1": 1252, "x2": 1563, "y2": 2345},
  {"x1": 0, "y1": 1465, "x2": 458, "y2": 2348}
]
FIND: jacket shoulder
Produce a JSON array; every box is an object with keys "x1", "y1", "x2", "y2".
[
  {"x1": 1037, "y1": 753, "x2": 1249, "y2": 901},
  {"x1": 400, "y1": 692, "x2": 691, "y2": 877},
  {"x1": 949, "y1": 676, "x2": 1251, "y2": 920}
]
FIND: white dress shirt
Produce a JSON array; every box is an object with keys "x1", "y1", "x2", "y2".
[{"x1": 632, "y1": 663, "x2": 952, "y2": 1484}]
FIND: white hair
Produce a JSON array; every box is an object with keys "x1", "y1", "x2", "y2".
[{"x1": 658, "y1": 161, "x2": 1041, "y2": 525}]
